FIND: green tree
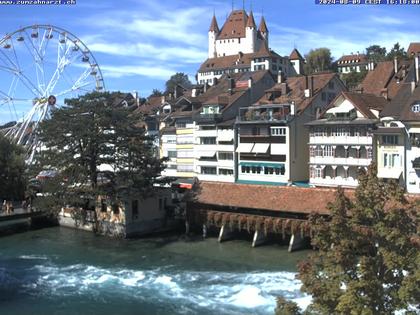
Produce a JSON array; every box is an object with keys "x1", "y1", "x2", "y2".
[
  {"x1": 150, "y1": 89, "x2": 164, "y2": 97},
  {"x1": 32, "y1": 91, "x2": 166, "y2": 223},
  {"x1": 341, "y1": 69, "x2": 368, "y2": 91},
  {"x1": 366, "y1": 45, "x2": 387, "y2": 63},
  {"x1": 0, "y1": 133, "x2": 26, "y2": 201},
  {"x1": 386, "y1": 42, "x2": 408, "y2": 61},
  {"x1": 304, "y1": 48, "x2": 333, "y2": 74},
  {"x1": 291, "y1": 164, "x2": 419, "y2": 315},
  {"x1": 165, "y1": 72, "x2": 192, "y2": 94}
]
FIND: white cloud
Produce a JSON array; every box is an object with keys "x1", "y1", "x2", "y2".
[
  {"x1": 100, "y1": 64, "x2": 177, "y2": 80},
  {"x1": 369, "y1": 16, "x2": 404, "y2": 25}
]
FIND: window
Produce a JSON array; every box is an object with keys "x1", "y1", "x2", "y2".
[
  {"x1": 382, "y1": 135, "x2": 398, "y2": 145},
  {"x1": 200, "y1": 137, "x2": 216, "y2": 145},
  {"x1": 384, "y1": 153, "x2": 401, "y2": 167},
  {"x1": 201, "y1": 167, "x2": 217, "y2": 175},
  {"x1": 241, "y1": 165, "x2": 251, "y2": 173},
  {"x1": 166, "y1": 139, "x2": 176, "y2": 144},
  {"x1": 218, "y1": 152, "x2": 233, "y2": 160},
  {"x1": 177, "y1": 135, "x2": 194, "y2": 144},
  {"x1": 167, "y1": 151, "x2": 177, "y2": 158},
  {"x1": 101, "y1": 201, "x2": 107, "y2": 213},
  {"x1": 251, "y1": 166, "x2": 262, "y2": 174},
  {"x1": 176, "y1": 122, "x2": 186, "y2": 128},
  {"x1": 271, "y1": 127, "x2": 286, "y2": 136},
  {"x1": 309, "y1": 146, "x2": 315, "y2": 157},
  {"x1": 177, "y1": 165, "x2": 194, "y2": 172},
  {"x1": 314, "y1": 146, "x2": 323, "y2": 157},
  {"x1": 323, "y1": 145, "x2": 335, "y2": 157},
  {"x1": 177, "y1": 150, "x2": 194, "y2": 158},
  {"x1": 219, "y1": 168, "x2": 233, "y2": 175},
  {"x1": 315, "y1": 167, "x2": 323, "y2": 178},
  {"x1": 412, "y1": 103, "x2": 420, "y2": 113},
  {"x1": 112, "y1": 204, "x2": 119, "y2": 215},
  {"x1": 367, "y1": 147, "x2": 373, "y2": 159},
  {"x1": 132, "y1": 200, "x2": 138, "y2": 219}
]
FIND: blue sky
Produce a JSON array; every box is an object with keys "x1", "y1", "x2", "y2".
[{"x1": 0, "y1": 0, "x2": 419, "y2": 99}]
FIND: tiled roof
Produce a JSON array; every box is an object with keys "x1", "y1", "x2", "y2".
[
  {"x1": 209, "y1": 14, "x2": 219, "y2": 32},
  {"x1": 341, "y1": 92, "x2": 388, "y2": 119},
  {"x1": 218, "y1": 10, "x2": 248, "y2": 39},
  {"x1": 289, "y1": 48, "x2": 304, "y2": 60},
  {"x1": 198, "y1": 45, "x2": 281, "y2": 72},
  {"x1": 258, "y1": 16, "x2": 268, "y2": 33},
  {"x1": 337, "y1": 54, "x2": 368, "y2": 64},
  {"x1": 195, "y1": 181, "x2": 355, "y2": 215},
  {"x1": 255, "y1": 72, "x2": 339, "y2": 114},
  {"x1": 169, "y1": 71, "x2": 273, "y2": 120},
  {"x1": 360, "y1": 60, "x2": 411, "y2": 100},
  {"x1": 379, "y1": 59, "x2": 419, "y2": 119},
  {"x1": 408, "y1": 42, "x2": 420, "y2": 56}
]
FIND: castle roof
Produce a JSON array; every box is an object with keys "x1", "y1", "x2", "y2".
[
  {"x1": 258, "y1": 16, "x2": 268, "y2": 33},
  {"x1": 218, "y1": 10, "x2": 248, "y2": 39},
  {"x1": 408, "y1": 42, "x2": 420, "y2": 56},
  {"x1": 209, "y1": 14, "x2": 219, "y2": 33},
  {"x1": 246, "y1": 11, "x2": 256, "y2": 28}
]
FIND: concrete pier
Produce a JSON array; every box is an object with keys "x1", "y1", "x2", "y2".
[
  {"x1": 218, "y1": 224, "x2": 233, "y2": 242},
  {"x1": 288, "y1": 233, "x2": 308, "y2": 252},
  {"x1": 252, "y1": 230, "x2": 266, "y2": 247}
]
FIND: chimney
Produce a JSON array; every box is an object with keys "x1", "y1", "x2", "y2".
[
  {"x1": 394, "y1": 56, "x2": 398, "y2": 74},
  {"x1": 281, "y1": 82, "x2": 287, "y2": 96},
  {"x1": 415, "y1": 54, "x2": 420, "y2": 84},
  {"x1": 192, "y1": 88, "x2": 197, "y2": 98},
  {"x1": 161, "y1": 96, "x2": 165, "y2": 105},
  {"x1": 277, "y1": 71, "x2": 284, "y2": 84},
  {"x1": 204, "y1": 82, "x2": 209, "y2": 93},
  {"x1": 402, "y1": 65, "x2": 407, "y2": 78},
  {"x1": 380, "y1": 88, "x2": 388, "y2": 100},
  {"x1": 305, "y1": 76, "x2": 314, "y2": 98},
  {"x1": 290, "y1": 101, "x2": 295, "y2": 116},
  {"x1": 228, "y1": 78, "x2": 235, "y2": 94},
  {"x1": 248, "y1": 77, "x2": 253, "y2": 88},
  {"x1": 412, "y1": 81, "x2": 416, "y2": 93}
]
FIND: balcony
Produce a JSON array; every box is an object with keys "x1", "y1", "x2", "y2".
[
  {"x1": 193, "y1": 113, "x2": 222, "y2": 124},
  {"x1": 310, "y1": 156, "x2": 372, "y2": 166},
  {"x1": 309, "y1": 135, "x2": 372, "y2": 145},
  {"x1": 238, "y1": 106, "x2": 291, "y2": 123}
]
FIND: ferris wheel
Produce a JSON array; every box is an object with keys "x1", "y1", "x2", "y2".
[{"x1": 0, "y1": 24, "x2": 105, "y2": 163}]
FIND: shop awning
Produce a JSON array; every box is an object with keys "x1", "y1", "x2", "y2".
[
  {"x1": 252, "y1": 143, "x2": 270, "y2": 153},
  {"x1": 196, "y1": 151, "x2": 216, "y2": 158},
  {"x1": 217, "y1": 130, "x2": 234, "y2": 142},
  {"x1": 236, "y1": 143, "x2": 254, "y2": 153},
  {"x1": 271, "y1": 144, "x2": 285, "y2": 155}
]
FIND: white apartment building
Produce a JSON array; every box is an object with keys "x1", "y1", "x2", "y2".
[
  {"x1": 236, "y1": 73, "x2": 347, "y2": 186},
  {"x1": 307, "y1": 92, "x2": 388, "y2": 187}
]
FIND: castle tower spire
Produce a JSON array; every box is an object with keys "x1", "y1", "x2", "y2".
[
  {"x1": 209, "y1": 13, "x2": 219, "y2": 33},
  {"x1": 258, "y1": 15, "x2": 268, "y2": 34},
  {"x1": 246, "y1": 10, "x2": 256, "y2": 29}
]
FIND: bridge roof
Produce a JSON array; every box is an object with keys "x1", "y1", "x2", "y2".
[{"x1": 194, "y1": 181, "x2": 354, "y2": 215}]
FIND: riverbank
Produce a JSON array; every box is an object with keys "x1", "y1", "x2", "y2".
[{"x1": 0, "y1": 227, "x2": 310, "y2": 315}]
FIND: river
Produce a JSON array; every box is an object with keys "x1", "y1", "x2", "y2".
[{"x1": 0, "y1": 227, "x2": 310, "y2": 315}]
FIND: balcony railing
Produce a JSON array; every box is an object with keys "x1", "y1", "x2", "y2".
[
  {"x1": 238, "y1": 112, "x2": 290, "y2": 122},
  {"x1": 193, "y1": 113, "x2": 222, "y2": 123}
]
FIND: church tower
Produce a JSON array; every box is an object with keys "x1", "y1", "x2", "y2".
[{"x1": 208, "y1": 14, "x2": 219, "y2": 58}]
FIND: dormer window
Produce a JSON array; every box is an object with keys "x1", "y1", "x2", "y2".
[{"x1": 412, "y1": 103, "x2": 420, "y2": 113}]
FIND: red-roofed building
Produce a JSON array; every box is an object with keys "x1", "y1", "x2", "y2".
[
  {"x1": 235, "y1": 72, "x2": 346, "y2": 186},
  {"x1": 337, "y1": 53, "x2": 368, "y2": 74},
  {"x1": 307, "y1": 91, "x2": 388, "y2": 187}
]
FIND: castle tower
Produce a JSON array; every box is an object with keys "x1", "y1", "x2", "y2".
[
  {"x1": 258, "y1": 16, "x2": 269, "y2": 43},
  {"x1": 208, "y1": 13, "x2": 219, "y2": 58},
  {"x1": 245, "y1": 11, "x2": 257, "y2": 54}
]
